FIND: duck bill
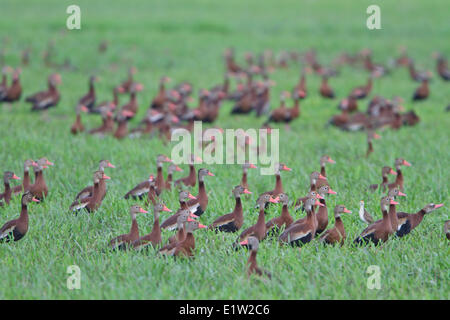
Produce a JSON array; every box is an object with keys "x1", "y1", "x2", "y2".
[
  {"x1": 249, "y1": 164, "x2": 257, "y2": 169},
  {"x1": 187, "y1": 218, "x2": 196, "y2": 222},
  {"x1": 188, "y1": 193, "x2": 196, "y2": 200},
  {"x1": 318, "y1": 174, "x2": 327, "y2": 180},
  {"x1": 190, "y1": 213, "x2": 199, "y2": 219},
  {"x1": 175, "y1": 166, "x2": 183, "y2": 172},
  {"x1": 403, "y1": 160, "x2": 411, "y2": 167},
  {"x1": 139, "y1": 208, "x2": 148, "y2": 213},
  {"x1": 81, "y1": 105, "x2": 89, "y2": 113},
  {"x1": 315, "y1": 200, "x2": 325, "y2": 207},
  {"x1": 269, "y1": 196, "x2": 280, "y2": 203},
  {"x1": 32, "y1": 197, "x2": 40, "y2": 202},
  {"x1": 46, "y1": 160, "x2": 54, "y2": 166},
  {"x1": 398, "y1": 191, "x2": 407, "y2": 197},
  {"x1": 107, "y1": 162, "x2": 116, "y2": 168},
  {"x1": 390, "y1": 169, "x2": 397, "y2": 175},
  {"x1": 207, "y1": 172, "x2": 215, "y2": 176},
  {"x1": 434, "y1": 204, "x2": 444, "y2": 209},
  {"x1": 373, "y1": 133, "x2": 381, "y2": 139},
  {"x1": 282, "y1": 165, "x2": 292, "y2": 171},
  {"x1": 328, "y1": 188, "x2": 337, "y2": 195},
  {"x1": 103, "y1": 174, "x2": 111, "y2": 180},
  {"x1": 327, "y1": 158, "x2": 336, "y2": 164},
  {"x1": 343, "y1": 208, "x2": 352, "y2": 213},
  {"x1": 239, "y1": 240, "x2": 249, "y2": 245},
  {"x1": 162, "y1": 205, "x2": 172, "y2": 212},
  {"x1": 390, "y1": 200, "x2": 399, "y2": 205},
  {"x1": 198, "y1": 224, "x2": 207, "y2": 229},
  {"x1": 316, "y1": 194, "x2": 324, "y2": 199},
  {"x1": 12, "y1": 174, "x2": 21, "y2": 180},
  {"x1": 243, "y1": 189, "x2": 252, "y2": 194}
]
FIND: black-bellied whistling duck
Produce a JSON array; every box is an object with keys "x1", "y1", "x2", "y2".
[
  {"x1": 89, "y1": 106, "x2": 115, "y2": 135},
  {"x1": 0, "y1": 66, "x2": 13, "y2": 101},
  {"x1": 435, "y1": 54, "x2": 450, "y2": 81},
  {"x1": 259, "y1": 163, "x2": 292, "y2": 199},
  {"x1": 338, "y1": 96, "x2": 358, "y2": 113},
  {"x1": 113, "y1": 110, "x2": 134, "y2": 139},
  {"x1": 388, "y1": 158, "x2": 411, "y2": 192},
  {"x1": 234, "y1": 194, "x2": 279, "y2": 247},
  {"x1": 279, "y1": 196, "x2": 323, "y2": 246},
  {"x1": 224, "y1": 48, "x2": 244, "y2": 76},
  {"x1": 2, "y1": 68, "x2": 22, "y2": 103},
  {"x1": 209, "y1": 185, "x2": 252, "y2": 233},
  {"x1": 358, "y1": 200, "x2": 374, "y2": 224},
  {"x1": 444, "y1": 221, "x2": 450, "y2": 240},
  {"x1": 69, "y1": 171, "x2": 109, "y2": 213},
  {"x1": 254, "y1": 79, "x2": 273, "y2": 117},
  {"x1": 319, "y1": 205, "x2": 352, "y2": 246},
  {"x1": 155, "y1": 154, "x2": 172, "y2": 195},
  {"x1": 408, "y1": 61, "x2": 432, "y2": 82},
  {"x1": 240, "y1": 237, "x2": 271, "y2": 279},
  {"x1": 70, "y1": 104, "x2": 88, "y2": 135},
  {"x1": 109, "y1": 205, "x2": 148, "y2": 250},
  {"x1": 132, "y1": 202, "x2": 172, "y2": 250},
  {"x1": 350, "y1": 77, "x2": 372, "y2": 99},
  {"x1": 92, "y1": 86, "x2": 122, "y2": 114},
  {"x1": 265, "y1": 193, "x2": 293, "y2": 236},
  {"x1": 369, "y1": 166, "x2": 397, "y2": 192},
  {"x1": 0, "y1": 192, "x2": 39, "y2": 243},
  {"x1": 170, "y1": 220, "x2": 206, "y2": 258},
  {"x1": 241, "y1": 162, "x2": 257, "y2": 190},
  {"x1": 164, "y1": 164, "x2": 182, "y2": 191},
  {"x1": 412, "y1": 79, "x2": 429, "y2": 101},
  {"x1": 26, "y1": 73, "x2": 62, "y2": 111},
  {"x1": 308, "y1": 171, "x2": 326, "y2": 192},
  {"x1": 150, "y1": 76, "x2": 171, "y2": 111},
  {"x1": 124, "y1": 174, "x2": 154, "y2": 200},
  {"x1": 0, "y1": 172, "x2": 21, "y2": 205},
  {"x1": 319, "y1": 76, "x2": 335, "y2": 99},
  {"x1": 147, "y1": 180, "x2": 159, "y2": 206},
  {"x1": 74, "y1": 160, "x2": 114, "y2": 202},
  {"x1": 354, "y1": 196, "x2": 397, "y2": 245},
  {"x1": 185, "y1": 168, "x2": 214, "y2": 216},
  {"x1": 13, "y1": 159, "x2": 38, "y2": 196},
  {"x1": 158, "y1": 210, "x2": 193, "y2": 255},
  {"x1": 394, "y1": 47, "x2": 412, "y2": 67},
  {"x1": 365, "y1": 130, "x2": 381, "y2": 158},
  {"x1": 29, "y1": 158, "x2": 53, "y2": 201},
  {"x1": 79, "y1": 76, "x2": 98, "y2": 112},
  {"x1": 396, "y1": 203, "x2": 444, "y2": 238},
  {"x1": 319, "y1": 155, "x2": 335, "y2": 178},
  {"x1": 161, "y1": 191, "x2": 197, "y2": 231},
  {"x1": 264, "y1": 91, "x2": 290, "y2": 123},
  {"x1": 120, "y1": 82, "x2": 144, "y2": 119},
  {"x1": 292, "y1": 72, "x2": 307, "y2": 100},
  {"x1": 315, "y1": 185, "x2": 337, "y2": 234},
  {"x1": 293, "y1": 190, "x2": 322, "y2": 212},
  {"x1": 119, "y1": 67, "x2": 137, "y2": 94},
  {"x1": 387, "y1": 187, "x2": 407, "y2": 232}
]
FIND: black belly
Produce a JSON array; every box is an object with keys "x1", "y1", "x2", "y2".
[
  {"x1": 289, "y1": 233, "x2": 312, "y2": 247},
  {"x1": 217, "y1": 222, "x2": 238, "y2": 233},
  {"x1": 396, "y1": 221, "x2": 411, "y2": 237}
]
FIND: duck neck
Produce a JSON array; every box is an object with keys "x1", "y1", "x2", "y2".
[
  {"x1": 256, "y1": 207, "x2": 266, "y2": 227},
  {"x1": 130, "y1": 215, "x2": 139, "y2": 238},
  {"x1": 335, "y1": 216, "x2": 345, "y2": 235},
  {"x1": 241, "y1": 171, "x2": 248, "y2": 187},
  {"x1": 320, "y1": 165, "x2": 326, "y2": 177},
  {"x1": 19, "y1": 202, "x2": 29, "y2": 223},
  {"x1": 248, "y1": 250, "x2": 258, "y2": 268},
  {"x1": 389, "y1": 204, "x2": 398, "y2": 230},
  {"x1": 234, "y1": 196, "x2": 243, "y2": 220},
  {"x1": 23, "y1": 170, "x2": 30, "y2": 188},
  {"x1": 274, "y1": 174, "x2": 283, "y2": 194}
]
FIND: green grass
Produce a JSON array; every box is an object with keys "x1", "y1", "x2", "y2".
[{"x1": 0, "y1": 0, "x2": 449, "y2": 299}]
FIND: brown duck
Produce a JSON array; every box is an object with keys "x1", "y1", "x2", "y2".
[
  {"x1": 13, "y1": 159, "x2": 38, "y2": 196},
  {"x1": 319, "y1": 205, "x2": 352, "y2": 245},
  {"x1": 185, "y1": 168, "x2": 214, "y2": 216},
  {"x1": 0, "y1": 191, "x2": 39, "y2": 242},
  {"x1": 0, "y1": 171, "x2": 21, "y2": 205},
  {"x1": 29, "y1": 158, "x2": 53, "y2": 201},
  {"x1": 240, "y1": 237, "x2": 272, "y2": 279},
  {"x1": 209, "y1": 185, "x2": 252, "y2": 233},
  {"x1": 109, "y1": 205, "x2": 148, "y2": 250},
  {"x1": 75, "y1": 160, "x2": 115, "y2": 201}
]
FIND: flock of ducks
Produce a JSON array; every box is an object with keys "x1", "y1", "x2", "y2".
[
  {"x1": 0, "y1": 44, "x2": 448, "y2": 278},
  {"x1": 0, "y1": 154, "x2": 446, "y2": 279}
]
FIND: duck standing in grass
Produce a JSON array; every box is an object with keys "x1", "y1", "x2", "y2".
[
  {"x1": 109, "y1": 205, "x2": 148, "y2": 251},
  {"x1": 319, "y1": 205, "x2": 352, "y2": 246},
  {"x1": 396, "y1": 203, "x2": 444, "y2": 237},
  {"x1": 0, "y1": 191, "x2": 39, "y2": 243},
  {"x1": 0, "y1": 171, "x2": 21, "y2": 205},
  {"x1": 240, "y1": 236, "x2": 271, "y2": 279}
]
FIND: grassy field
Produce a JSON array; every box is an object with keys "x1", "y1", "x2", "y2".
[{"x1": 0, "y1": 0, "x2": 449, "y2": 299}]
